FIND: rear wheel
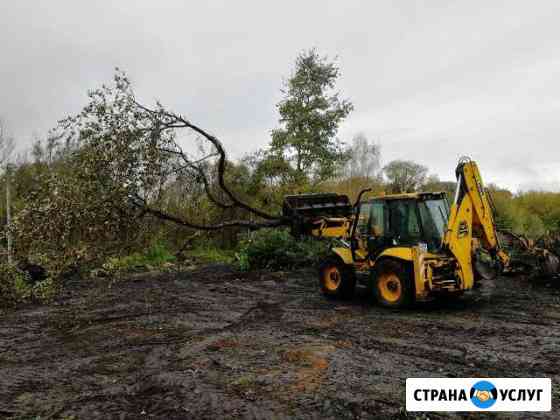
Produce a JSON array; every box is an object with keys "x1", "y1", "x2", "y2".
[
  {"x1": 318, "y1": 256, "x2": 356, "y2": 299},
  {"x1": 371, "y1": 259, "x2": 414, "y2": 308}
]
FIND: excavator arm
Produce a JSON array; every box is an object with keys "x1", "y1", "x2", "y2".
[{"x1": 443, "y1": 157, "x2": 509, "y2": 288}]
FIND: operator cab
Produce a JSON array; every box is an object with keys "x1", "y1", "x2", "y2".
[{"x1": 355, "y1": 192, "x2": 449, "y2": 256}]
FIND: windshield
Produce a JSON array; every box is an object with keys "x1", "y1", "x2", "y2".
[{"x1": 418, "y1": 198, "x2": 449, "y2": 252}]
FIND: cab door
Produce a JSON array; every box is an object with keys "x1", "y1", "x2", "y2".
[{"x1": 386, "y1": 199, "x2": 422, "y2": 246}]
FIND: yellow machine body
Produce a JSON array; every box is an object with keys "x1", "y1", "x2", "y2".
[
  {"x1": 330, "y1": 244, "x2": 457, "y2": 301},
  {"x1": 295, "y1": 158, "x2": 510, "y2": 306}
]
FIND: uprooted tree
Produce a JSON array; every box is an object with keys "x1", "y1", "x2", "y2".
[
  {"x1": 9, "y1": 67, "x2": 560, "y2": 281},
  {"x1": 12, "y1": 71, "x2": 291, "y2": 273},
  {"x1": 12, "y1": 49, "x2": 356, "y2": 274}
]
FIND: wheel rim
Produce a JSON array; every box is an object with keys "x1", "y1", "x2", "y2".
[
  {"x1": 378, "y1": 273, "x2": 402, "y2": 303},
  {"x1": 323, "y1": 266, "x2": 341, "y2": 291}
]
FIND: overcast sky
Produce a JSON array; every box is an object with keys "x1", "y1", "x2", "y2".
[{"x1": 1, "y1": 1, "x2": 559, "y2": 192}]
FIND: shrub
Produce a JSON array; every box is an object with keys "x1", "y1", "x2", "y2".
[
  {"x1": 235, "y1": 229, "x2": 330, "y2": 271},
  {"x1": 103, "y1": 242, "x2": 176, "y2": 273},
  {"x1": 187, "y1": 247, "x2": 235, "y2": 265},
  {"x1": 0, "y1": 263, "x2": 58, "y2": 309},
  {"x1": 144, "y1": 242, "x2": 177, "y2": 265},
  {"x1": 0, "y1": 264, "x2": 32, "y2": 307}
]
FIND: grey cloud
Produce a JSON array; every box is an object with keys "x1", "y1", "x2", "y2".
[{"x1": 1, "y1": 0, "x2": 559, "y2": 191}]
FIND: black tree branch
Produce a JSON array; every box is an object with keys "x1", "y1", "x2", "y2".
[
  {"x1": 131, "y1": 194, "x2": 286, "y2": 231},
  {"x1": 135, "y1": 100, "x2": 280, "y2": 221}
]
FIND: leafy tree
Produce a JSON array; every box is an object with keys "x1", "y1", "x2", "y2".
[
  {"x1": 269, "y1": 49, "x2": 353, "y2": 183},
  {"x1": 383, "y1": 160, "x2": 428, "y2": 193},
  {"x1": 345, "y1": 133, "x2": 381, "y2": 180},
  {"x1": 422, "y1": 174, "x2": 456, "y2": 199},
  {"x1": 515, "y1": 191, "x2": 560, "y2": 233},
  {"x1": 242, "y1": 149, "x2": 318, "y2": 213}
]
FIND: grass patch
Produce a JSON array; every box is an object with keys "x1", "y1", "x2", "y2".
[
  {"x1": 187, "y1": 247, "x2": 235, "y2": 264},
  {"x1": 103, "y1": 242, "x2": 176, "y2": 273}
]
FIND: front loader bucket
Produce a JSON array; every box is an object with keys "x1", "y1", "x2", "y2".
[{"x1": 282, "y1": 193, "x2": 353, "y2": 236}]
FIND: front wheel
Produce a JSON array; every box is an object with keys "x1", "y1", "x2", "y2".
[
  {"x1": 318, "y1": 256, "x2": 356, "y2": 299},
  {"x1": 371, "y1": 259, "x2": 414, "y2": 308}
]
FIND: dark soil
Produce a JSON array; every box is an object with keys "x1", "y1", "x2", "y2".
[{"x1": 1, "y1": 265, "x2": 559, "y2": 419}]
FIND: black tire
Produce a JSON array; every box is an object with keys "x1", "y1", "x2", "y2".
[
  {"x1": 370, "y1": 259, "x2": 414, "y2": 308},
  {"x1": 318, "y1": 255, "x2": 356, "y2": 299}
]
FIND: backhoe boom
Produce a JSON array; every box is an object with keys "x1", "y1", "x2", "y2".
[{"x1": 444, "y1": 158, "x2": 509, "y2": 288}]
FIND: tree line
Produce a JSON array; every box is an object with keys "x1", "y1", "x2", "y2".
[{"x1": 0, "y1": 49, "x2": 558, "y2": 280}]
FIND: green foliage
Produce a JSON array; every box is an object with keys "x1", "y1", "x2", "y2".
[
  {"x1": 103, "y1": 242, "x2": 176, "y2": 273},
  {"x1": 0, "y1": 264, "x2": 57, "y2": 308},
  {"x1": 515, "y1": 191, "x2": 560, "y2": 232},
  {"x1": 320, "y1": 175, "x2": 385, "y2": 204},
  {"x1": 421, "y1": 176, "x2": 456, "y2": 200},
  {"x1": 490, "y1": 188, "x2": 559, "y2": 237},
  {"x1": 268, "y1": 49, "x2": 353, "y2": 183},
  {"x1": 242, "y1": 49, "x2": 355, "y2": 211},
  {"x1": 11, "y1": 71, "x2": 170, "y2": 275},
  {"x1": 188, "y1": 246, "x2": 235, "y2": 264},
  {"x1": 235, "y1": 229, "x2": 330, "y2": 271},
  {"x1": 0, "y1": 264, "x2": 32, "y2": 307},
  {"x1": 144, "y1": 242, "x2": 177, "y2": 265}
]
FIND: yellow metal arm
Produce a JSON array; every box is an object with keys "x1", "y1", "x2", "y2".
[{"x1": 444, "y1": 158, "x2": 509, "y2": 287}]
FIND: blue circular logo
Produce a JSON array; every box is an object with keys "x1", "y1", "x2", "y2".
[{"x1": 470, "y1": 380, "x2": 498, "y2": 409}]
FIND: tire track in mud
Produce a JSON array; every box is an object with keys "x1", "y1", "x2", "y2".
[{"x1": 1, "y1": 266, "x2": 559, "y2": 419}]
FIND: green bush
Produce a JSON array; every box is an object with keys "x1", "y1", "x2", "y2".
[
  {"x1": 0, "y1": 264, "x2": 32, "y2": 307},
  {"x1": 235, "y1": 229, "x2": 330, "y2": 271},
  {"x1": 491, "y1": 189, "x2": 560, "y2": 237},
  {"x1": 0, "y1": 263, "x2": 58, "y2": 308},
  {"x1": 144, "y1": 242, "x2": 177, "y2": 265},
  {"x1": 103, "y1": 242, "x2": 176, "y2": 273}
]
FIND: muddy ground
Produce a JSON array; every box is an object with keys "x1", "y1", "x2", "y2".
[{"x1": 1, "y1": 265, "x2": 559, "y2": 419}]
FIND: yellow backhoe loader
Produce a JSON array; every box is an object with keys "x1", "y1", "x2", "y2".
[{"x1": 283, "y1": 157, "x2": 555, "y2": 308}]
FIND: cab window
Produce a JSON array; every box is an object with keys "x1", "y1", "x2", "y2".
[
  {"x1": 369, "y1": 202, "x2": 385, "y2": 236},
  {"x1": 356, "y1": 201, "x2": 385, "y2": 237},
  {"x1": 356, "y1": 203, "x2": 372, "y2": 236},
  {"x1": 387, "y1": 200, "x2": 421, "y2": 243}
]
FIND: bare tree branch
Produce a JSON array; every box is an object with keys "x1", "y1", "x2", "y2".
[
  {"x1": 136, "y1": 101, "x2": 280, "y2": 220},
  {"x1": 158, "y1": 146, "x2": 234, "y2": 210},
  {"x1": 166, "y1": 113, "x2": 279, "y2": 220},
  {"x1": 131, "y1": 194, "x2": 286, "y2": 231}
]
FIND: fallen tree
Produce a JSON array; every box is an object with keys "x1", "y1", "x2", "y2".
[
  {"x1": 12, "y1": 71, "x2": 289, "y2": 274},
  {"x1": 128, "y1": 100, "x2": 287, "y2": 230},
  {"x1": 8, "y1": 71, "x2": 560, "y2": 284}
]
